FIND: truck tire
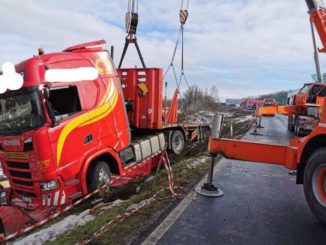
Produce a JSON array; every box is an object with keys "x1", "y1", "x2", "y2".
[
  {"x1": 304, "y1": 147, "x2": 326, "y2": 225},
  {"x1": 171, "y1": 130, "x2": 185, "y2": 155},
  {"x1": 87, "y1": 161, "x2": 111, "y2": 196}
]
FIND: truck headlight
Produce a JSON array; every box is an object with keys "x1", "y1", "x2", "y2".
[
  {"x1": 40, "y1": 180, "x2": 58, "y2": 191},
  {"x1": 24, "y1": 137, "x2": 33, "y2": 151}
]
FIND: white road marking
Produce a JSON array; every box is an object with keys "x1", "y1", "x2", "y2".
[{"x1": 142, "y1": 159, "x2": 225, "y2": 245}]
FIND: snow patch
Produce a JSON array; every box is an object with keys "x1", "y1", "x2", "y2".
[
  {"x1": 14, "y1": 199, "x2": 124, "y2": 245},
  {"x1": 14, "y1": 210, "x2": 95, "y2": 245},
  {"x1": 187, "y1": 156, "x2": 210, "y2": 169}
]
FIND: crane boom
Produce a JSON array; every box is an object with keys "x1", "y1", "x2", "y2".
[{"x1": 307, "y1": 0, "x2": 326, "y2": 52}]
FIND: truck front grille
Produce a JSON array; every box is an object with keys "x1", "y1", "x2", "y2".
[
  {"x1": 9, "y1": 170, "x2": 32, "y2": 179},
  {"x1": 12, "y1": 179, "x2": 33, "y2": 186},
  {"x1": 15, "y1": 190, "x2": 36, "y2": 198},
  {"x1": 4, "y1": 160, "x2": 35, "y2": 194},
  {"x1": 7, "y1": 161, "x2": 29, "y2": 170}
]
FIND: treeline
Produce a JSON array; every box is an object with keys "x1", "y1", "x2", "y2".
[
  {"x1": 180, "y1": 85, "x2": 219, "y2": 114},
  {"x1": 257, "y1": 91, "x2": 289, "y2": 100}
]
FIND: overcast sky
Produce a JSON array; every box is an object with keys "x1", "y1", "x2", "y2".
[{"x1": 0, "y1": 0, "x2": 323, "y2": 101}]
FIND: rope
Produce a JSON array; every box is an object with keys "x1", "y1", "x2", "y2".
[
  {"x1": 0, "y1": 184, "x2": 109, "y2": 242},
  {"x1": 164, "y1": 0, "x2": 191, "y2": 96},
  {"x1": 128, "y1": 0, "x2": 138, "y2": 13},
  {"x1": 180, "y1": 0, "x2": 190, "y2": 10},
  {"x1": 0, "y1": 151, "x2": 170, "y2": 243},
  {"x1": 163, "y1": 26, "x2": 182, "y2": 86},
  {"x1": 76, "y1": 152, "x2": 185, "y2": 245}
]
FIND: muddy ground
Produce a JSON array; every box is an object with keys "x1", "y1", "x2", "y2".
[{"x1": 13, "y1": 111, "x2": 252, "y2": 245}]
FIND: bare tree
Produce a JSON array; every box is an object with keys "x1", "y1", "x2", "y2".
[{"x1": 180, "y1": 85, "x2": 219, "y2": 115}]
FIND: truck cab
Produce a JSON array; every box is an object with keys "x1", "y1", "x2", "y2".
[
  {"x1": 287, "y1": 83, "x2": 326, "y2": 136},
  {"x1": 0, "y1": 40, "x2": 132, "y2": 207},
  {"x1": 260, "y1": 98, "x2": 277, "y2": 116}
]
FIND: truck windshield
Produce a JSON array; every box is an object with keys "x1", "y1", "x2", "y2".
[
  {"x1": 0, "y1": 88, "x2": 44, "y2": 135},
  {"x1": 263, "y1": 101, "x2": 274, "y2": 107},
  {"x1": 299, "y1": 84, "x2": 311, "y2": 94}
]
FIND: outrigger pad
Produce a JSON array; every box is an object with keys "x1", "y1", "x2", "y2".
[{"x1": 195, "y1": 184, "x2": 224, "y2": 198}]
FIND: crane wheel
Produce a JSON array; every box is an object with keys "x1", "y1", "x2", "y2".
[
  {"x1": 170, "y1": 130, "x2": 185, "y2": 155},
  {"x1": 304, "y1": 147, "x2": 326, "y2": 225},
  {"x1": 87, "y1": 161, "x2": 111, "y2": 196}
]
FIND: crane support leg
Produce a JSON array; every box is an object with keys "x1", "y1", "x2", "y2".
[
  {"x1": 196, "y1": 114, "x2": 224, "y2": 197},
  {"x1": 208, "y1": 138, "x2": 298, "y2": 170}
]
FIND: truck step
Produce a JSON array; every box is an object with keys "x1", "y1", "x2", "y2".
[
  {"x1": 69, "y1": 191, "x2": 82, "y2": 200},
  {"x1": 65, "y1": 179, "x2": 80, "y2": 186}
]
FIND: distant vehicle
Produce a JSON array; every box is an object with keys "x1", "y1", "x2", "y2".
[
  {"x1": 260, "y1": 99, "x2": 277, "y2": 116},
  {"x1": 287, "y1": 83, "x2": 326, "y2": 136}
]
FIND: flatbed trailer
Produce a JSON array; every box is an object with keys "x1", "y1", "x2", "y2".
[{"x1": 118, "y1": 68, "x2": 210, "y2": 155}]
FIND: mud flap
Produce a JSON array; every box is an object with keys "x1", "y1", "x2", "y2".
[
  {"x1": 0, "y1": 206, "x2": 31, "y2": 237},
  {"x1": 0, "y1": 218, "x2": 4, "y2": 237}
]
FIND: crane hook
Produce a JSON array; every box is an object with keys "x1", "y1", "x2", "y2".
[{"x1": 180, "y1": 0, "x2": 189, "y2": 25}]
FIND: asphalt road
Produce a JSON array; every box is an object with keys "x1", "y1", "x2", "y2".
[{"x1": 148, "y1": 115, "x2": 326, "y2": 245}]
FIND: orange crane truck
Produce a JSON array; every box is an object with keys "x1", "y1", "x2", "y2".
[
  {"x1": 260, "y1": 98, "x2": 278, "y2": 116},
  {"x1": 287, "y1": 82, "x2": 326, "y2": 136},
  {"x1": 206, "y1": 0, "x2": 326, "y2": 225}
]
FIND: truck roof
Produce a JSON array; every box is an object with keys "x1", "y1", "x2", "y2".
[{"x1": 8, "y1": 40, "x2": 108, "y2": 88}]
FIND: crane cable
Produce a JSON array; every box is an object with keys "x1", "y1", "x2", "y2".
[
  {"x1": 128, "y1": 0, "x2": 138, "y2": 13},
  {"x1": 163, "y1": 0, "x2": 190, "y2": 90}
]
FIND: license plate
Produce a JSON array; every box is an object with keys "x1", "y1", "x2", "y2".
[
  {"x1": 4, "y1": 152, "x2": 29, "y2": 159},
  {"x1": 21, "y1": 195, "x2": 32, "y2": 203}
]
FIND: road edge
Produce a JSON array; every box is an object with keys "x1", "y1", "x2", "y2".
[{"x1": 142, "y1": 159, "x2": 225, "y2": 245}]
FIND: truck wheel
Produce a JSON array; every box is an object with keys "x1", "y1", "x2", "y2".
[
  {"x1": 87, "y1": 161, "x2": 111, "y2": 196},
  {"x1": 171, "y1": 130, "x2": 185, "y2": 155},
  {"x1": 304, "y1": 147, "x2": 326, "y2": 225}
]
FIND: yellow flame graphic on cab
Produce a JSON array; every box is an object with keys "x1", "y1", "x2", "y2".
[{"x1": 56, "y1": 58, "x2": 119, "y2": 165}]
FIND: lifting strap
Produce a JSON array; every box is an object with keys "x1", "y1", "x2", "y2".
[
  {"x1": 163, "y1": 0, "x2": 190, "y2": 123},
  {"x1": 119, "y1": 0, "x2": 146, "y2": 69},
  {"x1": 163, "y1": 0, "x2": 190, "y2": 90}
]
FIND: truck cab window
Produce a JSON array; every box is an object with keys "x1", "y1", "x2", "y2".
[{"x1": 48, "y1": 86, "x2": 82, "y2": 121}]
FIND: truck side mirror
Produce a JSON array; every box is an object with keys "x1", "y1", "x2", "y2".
[{"x1": 43, "y1": 87, "x2": 58, "y2": 127}]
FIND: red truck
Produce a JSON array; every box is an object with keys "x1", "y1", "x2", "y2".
[{"x1": 0, "y1": 40, "x2": 209, "y2": 239}]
